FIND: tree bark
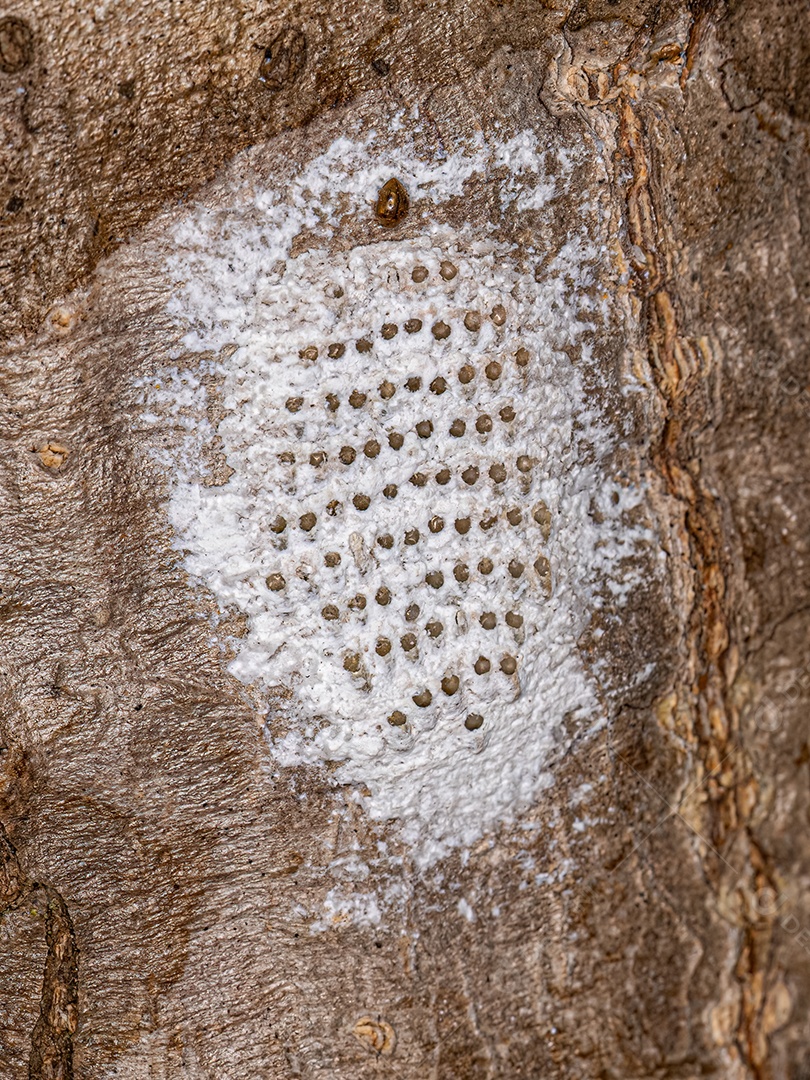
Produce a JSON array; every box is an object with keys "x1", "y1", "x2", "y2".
[{"x1": 2, "y1": 2, "x2": 809, "y2": 1077}]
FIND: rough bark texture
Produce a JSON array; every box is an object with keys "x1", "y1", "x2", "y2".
[{"x1": 2, "y1": 1, "x2": 809, "y2": 1078}]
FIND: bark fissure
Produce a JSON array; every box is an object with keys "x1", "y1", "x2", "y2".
[
  {"x1": 28, "y1": 886, "x2": 78, "y2": 1080},
  {"x1": 611, "y1": 38, "x2": 779, "y2": 1079},
  {"x1": 1, "y1": 822, "x2": 78, "y2": 1080}
]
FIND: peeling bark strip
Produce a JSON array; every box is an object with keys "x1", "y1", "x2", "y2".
[{"x1": 28, "y1": 890, "x2": 78, "y2": 1080}]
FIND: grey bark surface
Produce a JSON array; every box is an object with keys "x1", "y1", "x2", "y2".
[{"x1": 1, "y1": 1, "x2": 809, "y2": 1078}]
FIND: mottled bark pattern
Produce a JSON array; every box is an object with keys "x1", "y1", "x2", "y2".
[{"x1": 2, "y1": 1, "x2": 808, "y2": 1077}]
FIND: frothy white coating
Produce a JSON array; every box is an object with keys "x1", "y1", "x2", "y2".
[{"x1": 146, "y1": 126, "x2": 636, "y2": 866}]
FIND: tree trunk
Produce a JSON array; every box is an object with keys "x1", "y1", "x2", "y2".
[{"x1": 2, "y1": 2, "x2": 808, "y2": 1077}]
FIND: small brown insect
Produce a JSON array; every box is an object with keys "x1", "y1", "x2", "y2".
[{"x1": 375, "y1": 178, "x2": 409, "y2": 227}]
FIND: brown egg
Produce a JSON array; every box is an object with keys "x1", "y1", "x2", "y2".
[{"x1": 375, "y1": 178, "x2": 409, "y2": 227}]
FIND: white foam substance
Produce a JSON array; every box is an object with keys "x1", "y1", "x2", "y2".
[{"x1": 146, "y1": 124, "x2": 642, "y2": 867}]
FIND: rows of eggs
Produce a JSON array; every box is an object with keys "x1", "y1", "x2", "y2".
[
  {"x1": 260, "y1": 260, "x2": 550, "y2": 731},
  {"x1": 265, "y1": 339, "x2": 538, "y2": 508},
  {"x1": 266, "y1": 550, "x2": 545, "y2": 732}
]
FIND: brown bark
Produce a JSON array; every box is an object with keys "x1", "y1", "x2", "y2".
[{"x1": 2, "y1": 1, "x2": 809, "y2": 1077}]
